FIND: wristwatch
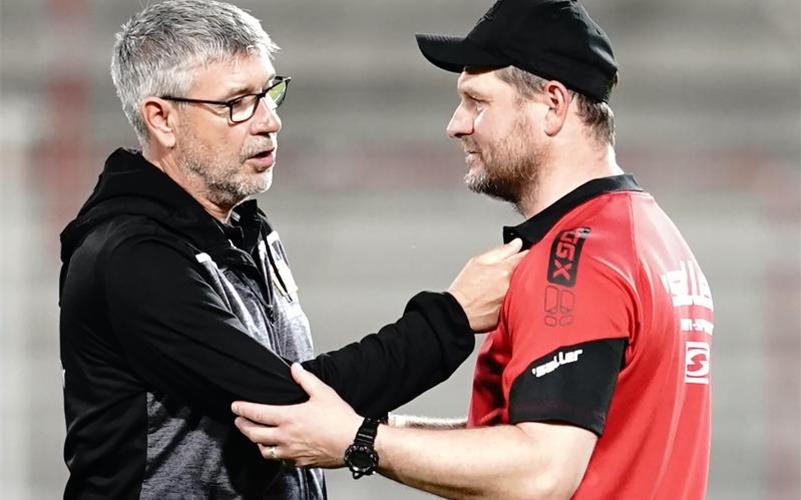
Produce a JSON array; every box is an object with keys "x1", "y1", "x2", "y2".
[{"x1": 344, "y1": 417, "x2": 381, "y2": 479}]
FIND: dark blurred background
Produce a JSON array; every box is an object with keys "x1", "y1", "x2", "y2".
[{"x1": 1, "y1": 0, "x2": 799, "y2": 498}]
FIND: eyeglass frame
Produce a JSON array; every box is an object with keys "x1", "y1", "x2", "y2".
[{"x1": 160, "y1": 75, "x2": 291, "y2": 124}]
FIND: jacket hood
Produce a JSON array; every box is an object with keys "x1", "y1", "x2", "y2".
[{"x1": 59, "y1": 148, "x2": 261, "y2": 264}]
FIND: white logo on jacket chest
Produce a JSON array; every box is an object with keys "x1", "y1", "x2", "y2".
[{"x1": 532, "y1": 349, "x2": 583, "y2": 378}]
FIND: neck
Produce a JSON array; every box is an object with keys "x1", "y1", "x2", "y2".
[
  {"x1": 143, "y1": 146, "x2": 236, "y2": 223},
  {"x1": 518, "y1": 143, "x2": 622, "y2": 219}
]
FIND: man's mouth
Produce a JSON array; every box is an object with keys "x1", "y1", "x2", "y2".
[
  {"x1": 464, "y1": 150, "x2": 480, "y2": 161},
  {"x1": 247, "y1": 148, "x2": 276, "y2": 170},
  {"x1": 462, "y1": 141, "x2": 479, "y2": 156},
  {"x1": 250, "y1": 149, "x2": 274, "y2": 159}
]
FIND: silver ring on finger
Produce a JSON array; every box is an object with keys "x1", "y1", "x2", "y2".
[{"x1": 268, "y1": 445, "x2": 279, "y2": 460}]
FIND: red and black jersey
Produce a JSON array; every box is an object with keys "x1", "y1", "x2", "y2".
[{"x1": 468, "y1": 175, "x2": 713, "y2": 500}]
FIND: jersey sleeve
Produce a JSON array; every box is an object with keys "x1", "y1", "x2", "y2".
[
  {"x1": 103, "y1": 236, "x2": 473, "y2": 421},
  {"x1": 503, "y1": 227, "x2": 636, "y2": 435}
]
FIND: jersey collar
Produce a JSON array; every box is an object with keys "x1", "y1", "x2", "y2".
[{"x1": 502, "y1": 174, "x2": 643, "y2": 249}]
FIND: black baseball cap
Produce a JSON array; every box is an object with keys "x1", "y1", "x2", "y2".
[{"x1": 416, "y1": 0, "x2": 618, "y2": 102}]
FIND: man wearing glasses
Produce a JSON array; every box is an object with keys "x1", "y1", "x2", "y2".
[{"x1": 58, "y1": 1, "x2": 526, "y2": 499}]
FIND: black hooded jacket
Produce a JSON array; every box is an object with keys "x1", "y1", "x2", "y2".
[{"x1": 59, "y1": 149, "x2": 474, "y2": 499}]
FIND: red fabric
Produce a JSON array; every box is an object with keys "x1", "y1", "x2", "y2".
[{"x1": 468, "y1": 191, "x2": 713, "y2": 500}]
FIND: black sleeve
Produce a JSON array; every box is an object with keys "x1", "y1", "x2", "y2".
[
  {"x1": 508, "y1": 338, "x2": 626, "y2": 436},
  {"x1": 302, "y1": 290, "x2": 473, "y2": 418},
  {"x1": 104, "y1": 237, "x2": 474, "y2": 420}
]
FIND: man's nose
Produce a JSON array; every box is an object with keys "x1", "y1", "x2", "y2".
[
  {"x1": 446, "y1": 103, "x2": 473, "y2": 138},
  {"x1": 250, "y1": 97, "x2": 282, "y2": 135}
]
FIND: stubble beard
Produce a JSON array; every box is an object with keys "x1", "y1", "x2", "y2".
[
  {"x1": 464, "y1": 114, "x2": 547, "y2": 214},
  {"x1": 175, "y1": 127, "x2": 273, "y2": 209}
]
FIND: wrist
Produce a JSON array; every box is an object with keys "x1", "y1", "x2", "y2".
[
  {"x1": 445, "y1": 288, "x2": 468, "y2": 311},
  {"x1": 337, "y1": 414, "x2": 363, "y2": 464},
  {"x1": 344, "y1": 417, "x2": 383, "y2": 479},
  {"x1": 443, "y1": 290, "x2": 475, "y2": 331}
]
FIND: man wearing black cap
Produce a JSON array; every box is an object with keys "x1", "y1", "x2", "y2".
[{"x1": 232, "y1": 1, "x2": 714, "y2": 498}]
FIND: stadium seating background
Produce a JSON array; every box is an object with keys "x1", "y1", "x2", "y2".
[{"x1": 1, "y1": 0, "x2": 799, "y2": 498}]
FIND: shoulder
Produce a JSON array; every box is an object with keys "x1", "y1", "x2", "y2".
[
  {"x1": 517, "y1": 198, "x2": 638, "y2": 281},
  {"x1": 508, "y1": 194, "x2": 644, "y2": 313},
  {"x1": 73, "y1": 215, "x2": 198, "y2": 272},
  {"x1": 60, "y1": 215, "x2": 190, "y2": 310}
]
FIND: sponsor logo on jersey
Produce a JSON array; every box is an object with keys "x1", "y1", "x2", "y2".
[
  {"x1": 680, "y1": 318, "x2": 714, "y2": 335},
  {"x1": 543, "y1": 285, "x2": 574, "y2": 327},
  {"x1": 547, "y1": 227, "x2": 591, "y2": 287},
  {"x1": 660, "y1": 260, "x2": 713, "y2": 311},
  {"x1": 685, "y1": 341, "x2": 711, "y2": 384},
  {"x1": 532, "y1": 348, "x2": 583, "y2": 378}
]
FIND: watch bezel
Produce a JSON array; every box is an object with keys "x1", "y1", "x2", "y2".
[{"x1": 344, "y1": 443, "x2": 379, "y2": 478}]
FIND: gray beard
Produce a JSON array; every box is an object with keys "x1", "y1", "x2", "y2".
[
  {"x1": 178, "y1": 155, "x2": 248, "y2": 208},
  {"x1": 173, "y1": 121, "x2": 273, "y2": 209}
]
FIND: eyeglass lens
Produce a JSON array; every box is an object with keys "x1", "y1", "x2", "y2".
[{"x1": 231, "y1": 80, "x2": 289, "y2": 122}]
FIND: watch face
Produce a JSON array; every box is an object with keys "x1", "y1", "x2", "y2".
[
  {"x1": 346, "y1": 445, "x2": 378, "y2": 472},
  {"x1": 349, "y1": 451, "x2": 374, "y2": 469}
]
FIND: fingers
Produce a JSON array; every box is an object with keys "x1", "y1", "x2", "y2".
[
  {"x1": 290, "y1": 363, "x2": 329, "y2": 396},
  {"x1": 508, "y1": 248, "x2": 530, "y2": 264},
  {"x1": 502, "y1": 237, "x2": 524, "y2": 255},
  {"x1": 483, "y1": 238, "x2": 523, "y2": 261},
  {"x1": 258, "y1": 444, "x2": 277, "y2": 460},
  {"x1": 235, "y1": 416, "x2": 280, "y2": 445},
  {"x1": 231, "y1": 401, "x2": 282, "y2": 425},
  {"x1": 257, "y1": 443, "x2": 292, "y2": 464}
]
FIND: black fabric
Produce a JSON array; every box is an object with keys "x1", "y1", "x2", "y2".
[
  {"x1": 416, "y1": 0, "x2": 618, "y2": 102},
  {"x1": 59, "y1": 148, "x2": 475, "y2": 499},
  {"x1": 508, "y1": 338, "x2": 626, "y2": 435},
  {"x1": 502, "y1": 174, "x2": 642, "y2": 249}
]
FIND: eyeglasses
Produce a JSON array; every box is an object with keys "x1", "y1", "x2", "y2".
[{"x1": 161, "y1": 76, "x2": 291, "y2": 123}]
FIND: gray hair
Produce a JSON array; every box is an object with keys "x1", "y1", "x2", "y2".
[
  {"x1": 496, "y1": 66, "x2": 617, "y2": 146},
  {"x1": 110, "y1": 0, "x2": 279, "y2": 145}
]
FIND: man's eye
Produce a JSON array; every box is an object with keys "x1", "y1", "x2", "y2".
[
  {"x1": 469, "y1": 96, "x2": 487, "y2": 110},
  {"x1": 229, "y1": 96, "x2": 246, "y2": 107},
  {"x1": 230, "y1": 95, "x2": 256, "y2": 111}
]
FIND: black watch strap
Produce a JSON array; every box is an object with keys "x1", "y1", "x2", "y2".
[
  {"x1": 353, "y1": 418, "x2": 380, "y2": 447},
  {"x1": 344, "y1": 417, "x2": 382, "y2": 479}
]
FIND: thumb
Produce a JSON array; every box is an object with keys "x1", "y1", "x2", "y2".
[{"x1": 290, "y1": 363, "x2": 328, "y2": 397}]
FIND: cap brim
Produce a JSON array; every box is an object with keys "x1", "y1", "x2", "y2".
[{"x1": 415, "y1": 33, "x2": 510, "y2": 73}]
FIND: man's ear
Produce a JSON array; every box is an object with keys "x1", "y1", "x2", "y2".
[
  {"x1": 541, "y1": 81, "x2": 571, "y2": 137},
  {"x1": 141, "y1": 97, "x2": 179, "y2": 148}
]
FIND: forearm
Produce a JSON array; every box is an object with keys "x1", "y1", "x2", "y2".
[
  {"x1": 389, "y1": 414, "x2": 467, "y2": 430},
  {"x1": 303, "y1": 292, "x2": 474, "y2": 417},
  {"x1": 230, "y1": 369, "x2": 594, "y2": 497},
  {"x1": 375, "y1": 425, "x2": 555, "y2": 500}
]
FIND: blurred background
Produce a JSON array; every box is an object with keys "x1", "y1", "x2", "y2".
[{"x1": 1, "y1": 0, "x2": 799, "y2": 498}]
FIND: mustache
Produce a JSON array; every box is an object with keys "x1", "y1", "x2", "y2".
[
  {"x1": 460, "y1": 139, "x2": 479, "y2": 153},
  {"x1": 241, "y1": 141, "x2": 276, "y2": 160}
]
